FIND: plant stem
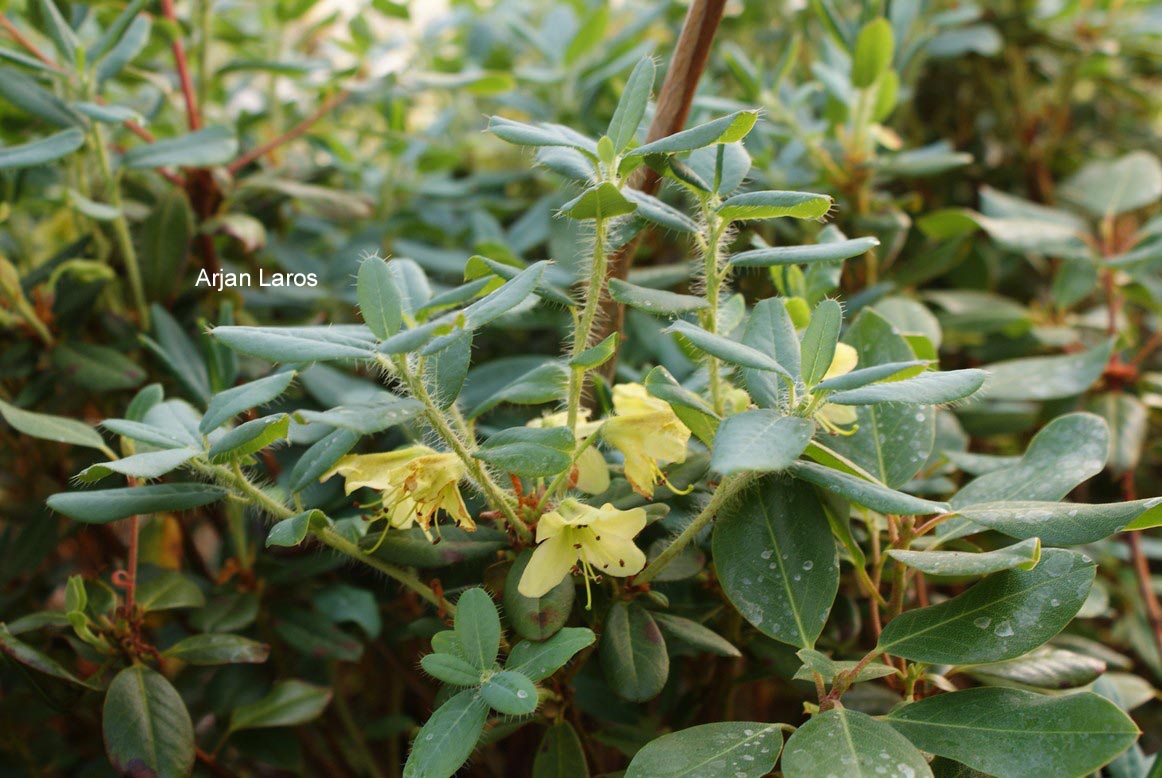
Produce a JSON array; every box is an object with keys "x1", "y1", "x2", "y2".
[
  {"x1": 764, "y1": 99, "x2": 848, "y2": 186},
  {"x1": 212, "y1": 461, "x2": 452, "y2": 613},
  {"x1": 225, "y1": 500, "x2": 251, "y2": 571},
  {"x1": 0, "y1": 16, "x2": 62, "y2": 70},
  {"x1": 332, "y1": 673, "x2": 388, "y2": 778},
  {"x1": 387, "y1": 355, "x2": 529, "y2": 540},
  {"x1": 91, "y1": 124, "x2": 150, "y2": 328},
  {"x1": 314, "y1": 527, "x2": 452, "y2": 615},
  {"x1": 196, "y1": 0, "x2": 212, "y2": 112},
  {"x1": 635, "y1": 474, "x2": 752, "y2": 585},
  {"x1": 566, "y1": 215, "x2": 609, "y2": 432},
  {"x1": 160, "y1": 0, "x2": 202, "y2": 129},
  {"x1": 701, "y1": 210, "x2": 726, "y2": 414},
  {"x1": 228, "y1": 90, "x2": 351, "y2": 174},
  {"x1": 593, "y1": 0, "x2": 728, "y2": 382},
  {"x1": 1122, "y1": 472, "x2": 1162, "y2": 662},
  {"x1": 542, "y1": 431, "x2": 600, "y2": 507}
]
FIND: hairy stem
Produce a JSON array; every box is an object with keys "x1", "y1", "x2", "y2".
[
  {"x1": 594, "y1": 0, "x2": 728, "y2": 381},
  {"x1": 387, "y1": 355, "x2": 529, "y2": 540},
  {"x1": 567, "y1": 215, "x2": 609, "y2": 432},
  {"x1": 700, "y1": 210, "x2": 727, "y2": 414},
  {"x1": 315, "y1": 527, "x2": 452, "y2": 615},
  {"x1": 635, "y1": 474, "x2": 753, "y2": 585},
  {"x1": 212, "y1": 460, "x2": 452, "y2": 613}
]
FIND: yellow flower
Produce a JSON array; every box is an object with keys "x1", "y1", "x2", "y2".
[
  {"x1": 527, "y1": 410, "x2": 609, "y2": 494},
  {"x1": 518, "y1": 499, "x2": 647, "y2": 603},
  {"x1": 721, "y1": 382, "x2": 752, "y2": 415},
  {"x1": 321, "y1": 446, "x2": 475, "y2": 540},
  {"x1": 601, "y1": 383, "x2": 691, "y2": 498},
  {"x1": 814, "y1": 343, "x2": 859, "y2": 435}
]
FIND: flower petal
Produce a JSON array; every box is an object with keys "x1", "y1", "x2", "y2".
[
  {"x1": 518, "y1": 533, "x2": 578, "y2": 598},
  {"x1": 574, "y1": 446, "x2": 611, "y2": 494},
  {"x1": 535, "y1": 509, "x2": 567, "y2": 541},
  {"x1": 593, "y1": 504, "x2": 647, "y2": 538},
  {"x1": 823, "y1": 342, "x2": 859, "y2": 380},
  {"x1": 581, "y1": 532, "x2": 646, "y2": 578},
  {"x1": 819, "y1": 403, "x2": 858, "y2": 425}
]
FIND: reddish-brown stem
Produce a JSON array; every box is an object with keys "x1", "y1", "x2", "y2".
[
  {"x1": 111, "y1": 140, "x2": 187, "y2": 187},
  {"x1": 1130, "y1": 329, "x2": 1162, "y2": 368},
  {"x1": 1122, "y1": 472, "x2": 1162, "y2": 661},
  {"x1": 595, "y1": 0, "x2": 727, "y2": 382},
  {"x1": 125, "y1": 515, "x2": 139, "y2": 612},
  {"x1": 0, "y1": 16, "x2": 62, "y2": 70},
  {"x1": 913, "y1": 512, "x2": 954, "y2": 538},
  {"x1": 160, "y1": 0, "x2": 201, "y2": 130},
  {"x1": 915, "y1": 571, "x2": 930, "y2": 607},
  {"x1": 1102, "y1": 268, "x2": 1120, "y2": 336},
  {"x1": 114, "y1": 477, "x2": 144, "y2": 643},
  {"x1": 227, "y1": 89, "x2": 351, "y2": 174},
  {"x1": 124, "y1": 120, "x2": 155, "y2": 143}
]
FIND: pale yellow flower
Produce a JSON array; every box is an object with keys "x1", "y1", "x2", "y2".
[
  {"x1": 815, "y1": 343, "x2": 859, "y2": 435},
  {"x1": 527, "y1": 410, "x2": 609, "y2": 494},
  {"x1": 721, "y1": 382, "x2": 752, "y2": 415},
  {"x1": 321, "y1": 446, "x2": 475, "y2": 540},
  {"x1": 518, "y1": 499, "x2": 647, "y2": 602},
  {"x1": 601, "y1": 383, "x2": 691, "y2": 498}
]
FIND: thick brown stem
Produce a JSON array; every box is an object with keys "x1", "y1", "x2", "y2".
[{"x1": 595, "y1": 0, "x2": 727, "y2": 382}]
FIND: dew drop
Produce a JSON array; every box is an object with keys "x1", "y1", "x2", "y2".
[
  {"x1": 993, "y1": 620, "x2": 1014, "y2": 637},
  {"x1": 802, "y1": 560, "x2": 814, "y2": 571},
  {"x1": 973, "y1": 616, "x2": 991, "y2": 629},
  {"x1": 516, "y1": 689, "x2": 529, "y2": 699}
]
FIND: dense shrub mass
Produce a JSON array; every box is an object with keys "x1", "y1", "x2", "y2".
[{"x1": 1, "y1": 1, "x2": 1160, "y2": 776}]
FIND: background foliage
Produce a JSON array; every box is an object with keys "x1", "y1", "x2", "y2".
[{"x1": 1, "y1": 0, "x2": 1160, "y2": 776}]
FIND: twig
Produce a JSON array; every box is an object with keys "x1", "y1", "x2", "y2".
[
  {"x1": 111, "y1": 478, "x2": 143, "y2": 645},
  {"x1": 1130, "y1": 329, "x2": 1162, "y2": 368},
  {"x1": 227, "y1": 89, "x2": 351, "y2": 174},
  {"x1": 333, "y1": 671, "x2": 389, "y2": 778},
  {"x1": 160, "y1": 0, "x2": 202, "y2": 130},
  {"x1": 382, "y1": 354, "x2": 529, "y2": 540},
  {"x1": 208, "y1": 459, "x2": 456, "y2": 614},
  {"x1": 634, "y1": 473, "x2": 751, "y2": 585},
  {"x1": 0, "y1": 16, "x2": 62, "y2": 70},
  {"x1": 595, "y1": 0, "x2": 728, "y2": 382},
  {"x1": 93, "y1": 124, "x2": 151, "y2": 327},
  {"x1": 1122, "y1": 472, "x2": 1162, "y2": 662},
  {"x1": 315, "y1": 527, "x2": 453, "y2": 615}
]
